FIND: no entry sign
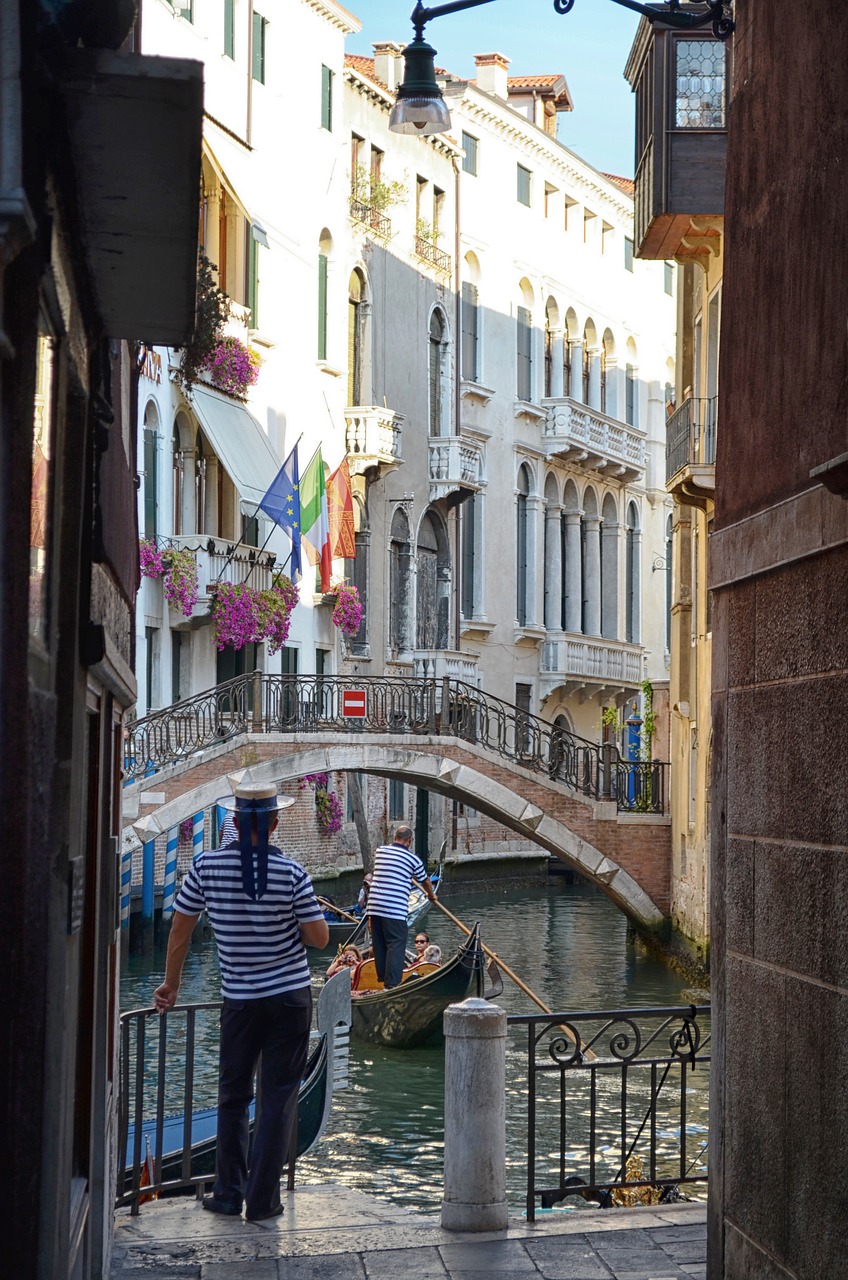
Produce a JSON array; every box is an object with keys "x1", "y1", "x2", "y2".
[{"x1": 341, "y1": 689, "x2": 367, "y2": 718}]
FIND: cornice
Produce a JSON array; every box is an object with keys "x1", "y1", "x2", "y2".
[
  {"x1": 344, "y1": 68, "x2": 461, "y2": 159},
  {"x1": 302, "y1": 0, "x2": 361, "y2": 36}
]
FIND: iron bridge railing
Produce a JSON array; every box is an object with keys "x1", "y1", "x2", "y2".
[
  {"x1": 124, "y1": 673, "x2": 668, "y2": 814},
  {"x1": 508, "y1": 1004, "x2": 710, "y2": 1221}
]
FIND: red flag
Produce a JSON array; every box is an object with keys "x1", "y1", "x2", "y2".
[{"x1": 327, "y1": 456, "x2": 356, "y2": 560}]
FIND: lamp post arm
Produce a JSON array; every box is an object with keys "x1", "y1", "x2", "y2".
[{"x1": 411, "y1": 0, "x2": 498, "y2": 40}]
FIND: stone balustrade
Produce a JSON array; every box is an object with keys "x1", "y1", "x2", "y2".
[
  {"x1": 345, "y1": 405, "x2": 403, "y2": 476},
  {"x1": 541, "y1": 396, "x2": 645, "y2": 481}
]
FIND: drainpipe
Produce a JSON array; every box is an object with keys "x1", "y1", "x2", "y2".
[{"x1": 453, "y1": 154, "x2": 462, "y2": 653}]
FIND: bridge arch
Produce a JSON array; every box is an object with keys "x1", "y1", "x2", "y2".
[{"x1": 131, "y1": 743, "x2": 665, "y2": 931}]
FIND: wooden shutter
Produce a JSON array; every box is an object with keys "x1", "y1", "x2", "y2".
[
  {"x1": 321, "y1": 65, "x2": 333, "y2": 130},
  {"x1": 461, "y1": 495, "x2": 475, "y2": 617},
  {"x1": 143, "y1": 428, "x2": 157, "y2": 539},
  {"x1": 517, "y1": 306, "x2": 532, "y2": 401},
  {"x1": 461, "y1": 282, "x2": 478, "y2": 382}
]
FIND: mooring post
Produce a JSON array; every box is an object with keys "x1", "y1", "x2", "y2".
[{"x1": 441, "y1": 997, "x2": 508, "y2": 1232}]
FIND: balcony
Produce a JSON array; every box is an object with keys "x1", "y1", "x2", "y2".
[
  {"x1": 167, "y1": 534, "x2": 277, "y2": 626},
  {"x1": 540, "y1": 634, "x2": 643, "y2": 703},
  {"x1": 414, "y1": 235, "x2": 452, "y2": 275},
  {"x1": 625, "y1": 24, "x2": 727, "y2": 262},
  {"x1": 541, "y1": 397, "x2": 645, "y2": 483},
  {"x1": 413, "y1": 649, "x2": 479, "y2": 684},
  {"x1": 428, "y1": 436, "x2": 483, "y2": 501},
  {"x1": 665, "y1": 395, "x2": 717, "y2": 508},
  {"x1": 345, "y1": 406, "x2": 404, "y2": 478},
  {"x1": 349, "y1": 196, "x2": 392, "y2": 239}
]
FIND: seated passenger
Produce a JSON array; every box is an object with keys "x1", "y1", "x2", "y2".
[
  {"x1": 422, "y1": 944, "x2": 442, "y2": 966},
  {"x1": 326, "y1": 944, "x2": 363, "y2": 978}
]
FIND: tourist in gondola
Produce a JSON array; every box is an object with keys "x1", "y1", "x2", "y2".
[
  {"x1": 152, "y1": 781, "x2": 329, "y2": 1222},
  {"x1": 367, "y1": 825, "x2": 438, "y2": 989},
  {"x1": 326, "y1": 944, "x2": 364, "y2": 978}
]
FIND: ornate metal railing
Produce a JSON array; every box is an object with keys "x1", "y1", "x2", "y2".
[
  {"x1": 124, "y1": 673, "x2": 669, "y2": 814},
  {"x1": 414, "y1": 235, "x2": 452, "y2": 273},
  {"x1": 666, "y1": 394, "x2": 718, "y2": 483},
  {"x1": 349, "y1": 196, "x2": 391, "y2": 238},
  {"x1": 508, "y1": 1004, "x2": 710, "y2": 1220}
]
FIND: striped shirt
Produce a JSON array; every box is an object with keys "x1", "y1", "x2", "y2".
[
  {"x1": 174, "y1": 845, "x2": 323, "y2": 999},
  {"x1": 366, "y1": 844, "x2": 428, "y2": 920}
]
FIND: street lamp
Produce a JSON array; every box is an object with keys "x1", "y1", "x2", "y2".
[{"x1": 389, "y1": 0, "x2": 734, "y2": 135}]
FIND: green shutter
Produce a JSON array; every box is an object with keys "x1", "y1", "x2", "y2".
[
  {"x1": 143, "y1": 428, "x2": 157, "y2": 538},
  {"x1": 321, "y1": 65, "x2": 333, "y2": 131},
  {"x1": 252, "y1": 13, "x2": 265, "y2": 84},
  {"x1": 318, "y1": 254, "x2": 328, "y2": 360},
  {"x1": 247, "y1": 231, "x2": 258, "y2": 329},
  {"x1": 224, "y1": 0, "x2": 234, "y2": 58}
]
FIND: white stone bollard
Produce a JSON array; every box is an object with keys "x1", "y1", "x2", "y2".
[{"x1": 441, "y1": 997, "x2": 508, "y2": 1232}]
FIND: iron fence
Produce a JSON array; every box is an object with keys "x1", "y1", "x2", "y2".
[
  {"x1": 508, "y1": 1005, "x2": 710, "y2": 1220},
  {"x1": 666, "y1": 394, "x2": 718, "y2": 482},
  {"x1": 125, "y1": 673, "x2": 669, "y2": 814}
]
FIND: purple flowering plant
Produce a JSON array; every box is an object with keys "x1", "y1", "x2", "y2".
[
  {"x1": 330, "y1": 581, "x2": 363, "y2": 638},
  {"x1": 211, "y1": 573, "x2": 299, "y2": 653},
  {"x1": 300, "y1": 773, "x2": 343, "y2": 836},
  {"x1": 202, "y1": 335, "x2": 261, "y2": 400},
  {"x1": 138, "y1": 540, "x2": 198, "y2": 618}
]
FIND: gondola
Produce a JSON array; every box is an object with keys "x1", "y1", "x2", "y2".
[
  {"x1": 120, "y1": 970, "x2": 351, "y2": 1202},
  {"x1": 348, "y1": 922, "x2": 489, "y2": 1049},
  {"x1": 320, "y1": 865, "x2": 442, "y2": 948}
]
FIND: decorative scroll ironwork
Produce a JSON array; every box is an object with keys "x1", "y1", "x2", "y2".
[
  {"x1": 124, "y1": 673, "x2": 669, "y2": 815},
  {"x1": 554, "y1": 1, "x2": 734, "y2": 40},
  {"x1": 509, "y1": 1004, "x2": 711, "y2": 1219}
]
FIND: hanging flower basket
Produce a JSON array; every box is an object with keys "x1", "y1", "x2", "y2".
[
  {"x1": 211, "y1": 573, "x2": 299, "y2": 654},
  {"x1": 138, "y1": 540, "x2": 199, "y2": 618},
  {"x1": 330, "y1": 581, "x2": 363, "y2": 638},
  {"x1": 201, "y1": 335, "x2": 262, "y2": 400}
]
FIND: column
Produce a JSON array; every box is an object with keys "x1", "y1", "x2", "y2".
[
  {"x1": 205, "y1": 183, "x2": 221, "y2": 277},
  {"x1": 180, "y1": 446, "x2": 197, "y2": 535},
  {"x1": 588, "y1": 348, "x2": 602, "y2": 409},
  {"x1": 563, "y1": 511, "x2": 582, "y2": 633},
  {"x1": 204, "y1": 454, "x2": 219, "y2": 537},
  {"x1": 584, "y1": 516, "x2": 602, "y2": 636},
  {"x1": 544, "y1": 502, "x2": 563, "y2": 630},
  {"x1": 360, "y1": 300, "x2": 373, "y2": 404},
  {"x1": 550, "y1": 328, "x2": 564, "y2": 397},
  {"x1": 569, "y1": 339, "x2": 583, "y2": 400}
]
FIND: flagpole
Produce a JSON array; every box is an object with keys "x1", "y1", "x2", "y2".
[{"x1": 213, "y1": 434, "x2": 304, "y2": 586}]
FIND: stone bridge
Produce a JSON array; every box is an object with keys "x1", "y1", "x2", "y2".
[{"x1": 124, "y1": 724, "x2": 671, "y2": 934}]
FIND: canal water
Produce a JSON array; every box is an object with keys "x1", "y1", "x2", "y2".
[{"x1": 121, "y1": 879, "x2": 709, "y2": 1216}]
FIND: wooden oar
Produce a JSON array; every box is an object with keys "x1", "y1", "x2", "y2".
[
  {"x1": 317, "y1": 897, "x2": 359, "y2": 925},
  {"x1": 431, "y1": 898, "x2": 595, "y2": 1060}
]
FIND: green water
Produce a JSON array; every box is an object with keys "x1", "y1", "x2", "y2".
[{"x1": 121, "y1": 879, "x2": 709, "y2": 1214}]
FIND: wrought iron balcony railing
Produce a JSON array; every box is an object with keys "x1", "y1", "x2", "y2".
[
  {"x1": 124, "y1": 672, "x2": 669, "y2": 814},
  {"x1": 666, "y1": 394, "x2": 718, "y2": 486},
  {"x1": 509, "y1": 1004, "x2": 710, "y2": 1220},
  {"x1": 414, "y1": 235, "x2": 452, "y2": 274},
  {"x1": 349, "y1": 196, "x2": 391, "y2": 238},
  {"x1": 541, "y1": 396, "x2": 645, "y2": 482}
]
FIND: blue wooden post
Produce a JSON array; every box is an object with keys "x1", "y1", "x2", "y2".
[
  {"x1": 216, "y1": 804, "x2": 227, "y2": 850},
  {"x1": 162, "y1": 827, "x2": 178, "y2": 917},
  {"x1": 192, "y1": 811, "x2": 204, "y2": 863},
  {"x1": 120, "y1": 842, "x2": 133, "y2": 929},
  {"x1": 626, "y1": 704, "x2": 643, "y2": 807},
  {"x1": 142, "y1": 839, "x2": 155, "y2": 921}
]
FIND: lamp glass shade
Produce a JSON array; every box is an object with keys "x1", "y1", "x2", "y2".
[{"x1": 388, "y1": 94, "x2": 452, "y2": 135}]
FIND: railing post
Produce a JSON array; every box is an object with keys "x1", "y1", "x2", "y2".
[
  {"x1": 601, "y1": 742, "x2": 614, "y2": 800},
  {"x1": 141, "y1": 839, "x2": 155, "y2": 922},
  {"x1": 441, "y1": 676, "x2": 450, "y2": 734},
  {"x1": 441, "y1": 998, "x2": 508, "y2": 1232},
  {"x1": 162, "y1": 826, "x2": 178, "y2": 917},
  {"x1": 251, "y1": 668, "x2": 262, "y2": 732}
]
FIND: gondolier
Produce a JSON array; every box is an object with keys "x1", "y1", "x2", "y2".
[
  {"x1": 367, "y1": 824, "x2": 437, "y2": 989},
  {"x1": 152, "y1": 780, "x2": 329, "y2": 1221}
]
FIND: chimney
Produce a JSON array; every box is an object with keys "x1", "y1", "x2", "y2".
[
  {"x1": 474, "y1": 52, "x2": 510, "y2": 101},
  {"x1": 373, "y1": 41, "x2": 406, "y2": 93}
]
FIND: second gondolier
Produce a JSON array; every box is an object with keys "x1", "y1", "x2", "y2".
[{"x1": 367, "y1": 824, "x2": 437, "y2": 988}]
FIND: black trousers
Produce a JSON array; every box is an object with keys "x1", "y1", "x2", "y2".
[
  {"x1": 214, "y1": 987, "x2": 312, "y2": 1217},
  {"x1": 369, "y1": 914, "x2": 409, "y2": 988}
]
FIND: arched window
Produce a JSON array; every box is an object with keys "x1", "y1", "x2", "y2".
[
  {"x1": 429, "y1": 308, "x2": 448, "y2": 436},
  {"x1": 416, "y1": 510, "x2": 451, "y2": 649},
  {"x1": 516, "y1": 464, "x2": 530, "y2": 625},
  {"x1": 583, "y1": 319, "x2": 598, "y2": 407},
  {"x1": 517, "y1": 306, "x2": 533, "y2": 401},
  {"x1": 195, "y1": 430, "x2": 206, "y2": 536},
  {"x1": 389, "y1": 508, "x2": 412, "y2": 653},
  {"x1": 461, "y1": 286, "x2": 478, "y2": 383},
  {"x1": 625, "y1": 339, "x2": 638, "y2": 427},
  {"x1": 544, "y1": 299, "x2": 558, "y2": 397},
  {"x1": 601, "y1": 328, "x2": 615, "y2": 416},
  {"x1": 318, "y1": 228, "x2": 333, "y2": 361},
  {"x1": 348, "y1": 270, "x2": 362, "y2": 405},
  {"x1": 625, "y1": 500, "x2": 641, "y2": 642},
  {"x1": 142, "y1": 401, "x2": 159, "y2": 540},
  {"x1": 601, "y1": 492, "x2": 619, "y2": 639}
]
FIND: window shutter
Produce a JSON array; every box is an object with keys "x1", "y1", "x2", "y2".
[
  {"x1": 517, "y1": 306, "x2": 532, "y2": 401},
  {"x1": 461, "y1": 282, "x2": 478, "y2": 382},
  {"x1": 461, "y1": 494, "x2": 475, "y2": 617},
  {"x1": 252, "y1": 13, "x2": 265, "y2": 84},
  {"x1": 516, "y1": 494, "x2": 528, "y2": 625},
  {"x1": 321, "y1": 65, "x2": 333, "y2": 130},
  {"x1": 625, "y1": 364, "x2": 636, "y2": 425},
  {"x1": 247, "y1": 230, "x2": 258, "y2": 329},
  {"x1": 143, "y1": 429, "x2": 157, "y2": 539},
  {"x1": 317, "y1": 254, "x2": 328, "y2": 360},
  {"x1": 223, "y1": 0, "x2": 234, "y2": 58}
]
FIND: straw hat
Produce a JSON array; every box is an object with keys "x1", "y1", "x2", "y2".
[{"x1": 221, "y1": 781, "x2": 295, "y2": 814}]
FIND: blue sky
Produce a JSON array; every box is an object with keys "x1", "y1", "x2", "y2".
[{"x1": 346, "y1": 0, "x2": 642, "y2": 178}]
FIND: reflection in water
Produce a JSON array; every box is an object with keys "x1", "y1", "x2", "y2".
[{"x1": 121, "y1": 881, "x2": 708, "y2": 1215}]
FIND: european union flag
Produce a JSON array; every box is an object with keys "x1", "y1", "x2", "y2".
[{"x1": 259, "y1": 445, "x2": 301, "y2": 578}]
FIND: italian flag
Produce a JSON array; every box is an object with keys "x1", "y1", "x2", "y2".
[{"x1": 300, "y1": 446, "x2": 332, "y2": 592}]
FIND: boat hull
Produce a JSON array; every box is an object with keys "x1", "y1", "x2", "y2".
[{"x1": 350, "y1": 926, "x2": 485, "y2": 1049}]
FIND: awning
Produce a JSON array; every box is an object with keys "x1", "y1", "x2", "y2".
[
  {"x1": 204, "y1": 120, "x2": 269, "y2": 246},
  {"x1": 190, "y1": 386, "x2": 280, "y2": 516}
]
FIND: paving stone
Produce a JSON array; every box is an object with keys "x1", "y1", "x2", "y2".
[
  {"x1": 364, "y1": 1246, "x2": 447, "y2": 1276},
  {"x1": 645, "y1": 1228, "x2": 706, "y2": 1244},
  {"x1": 656, "y1": 1242, "x2": 707, "y2": 1263},
  {"x1": 524, "y1": 1236, "x2": 613, "y2": 1279},
  {"x1": 202, "y1": 1262, "x2": 279, "y2": 1280},
  {"x1": 280, "y1": 1255, "x2": 367, "y2": 1280},
  {"x1": 438, "y1": 1239, "x2": 538, "y2": 1271}
]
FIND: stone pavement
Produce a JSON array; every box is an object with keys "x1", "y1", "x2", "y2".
[{"x1": 112, "y1": 1186, "x2": 707, "y2": 1280}]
